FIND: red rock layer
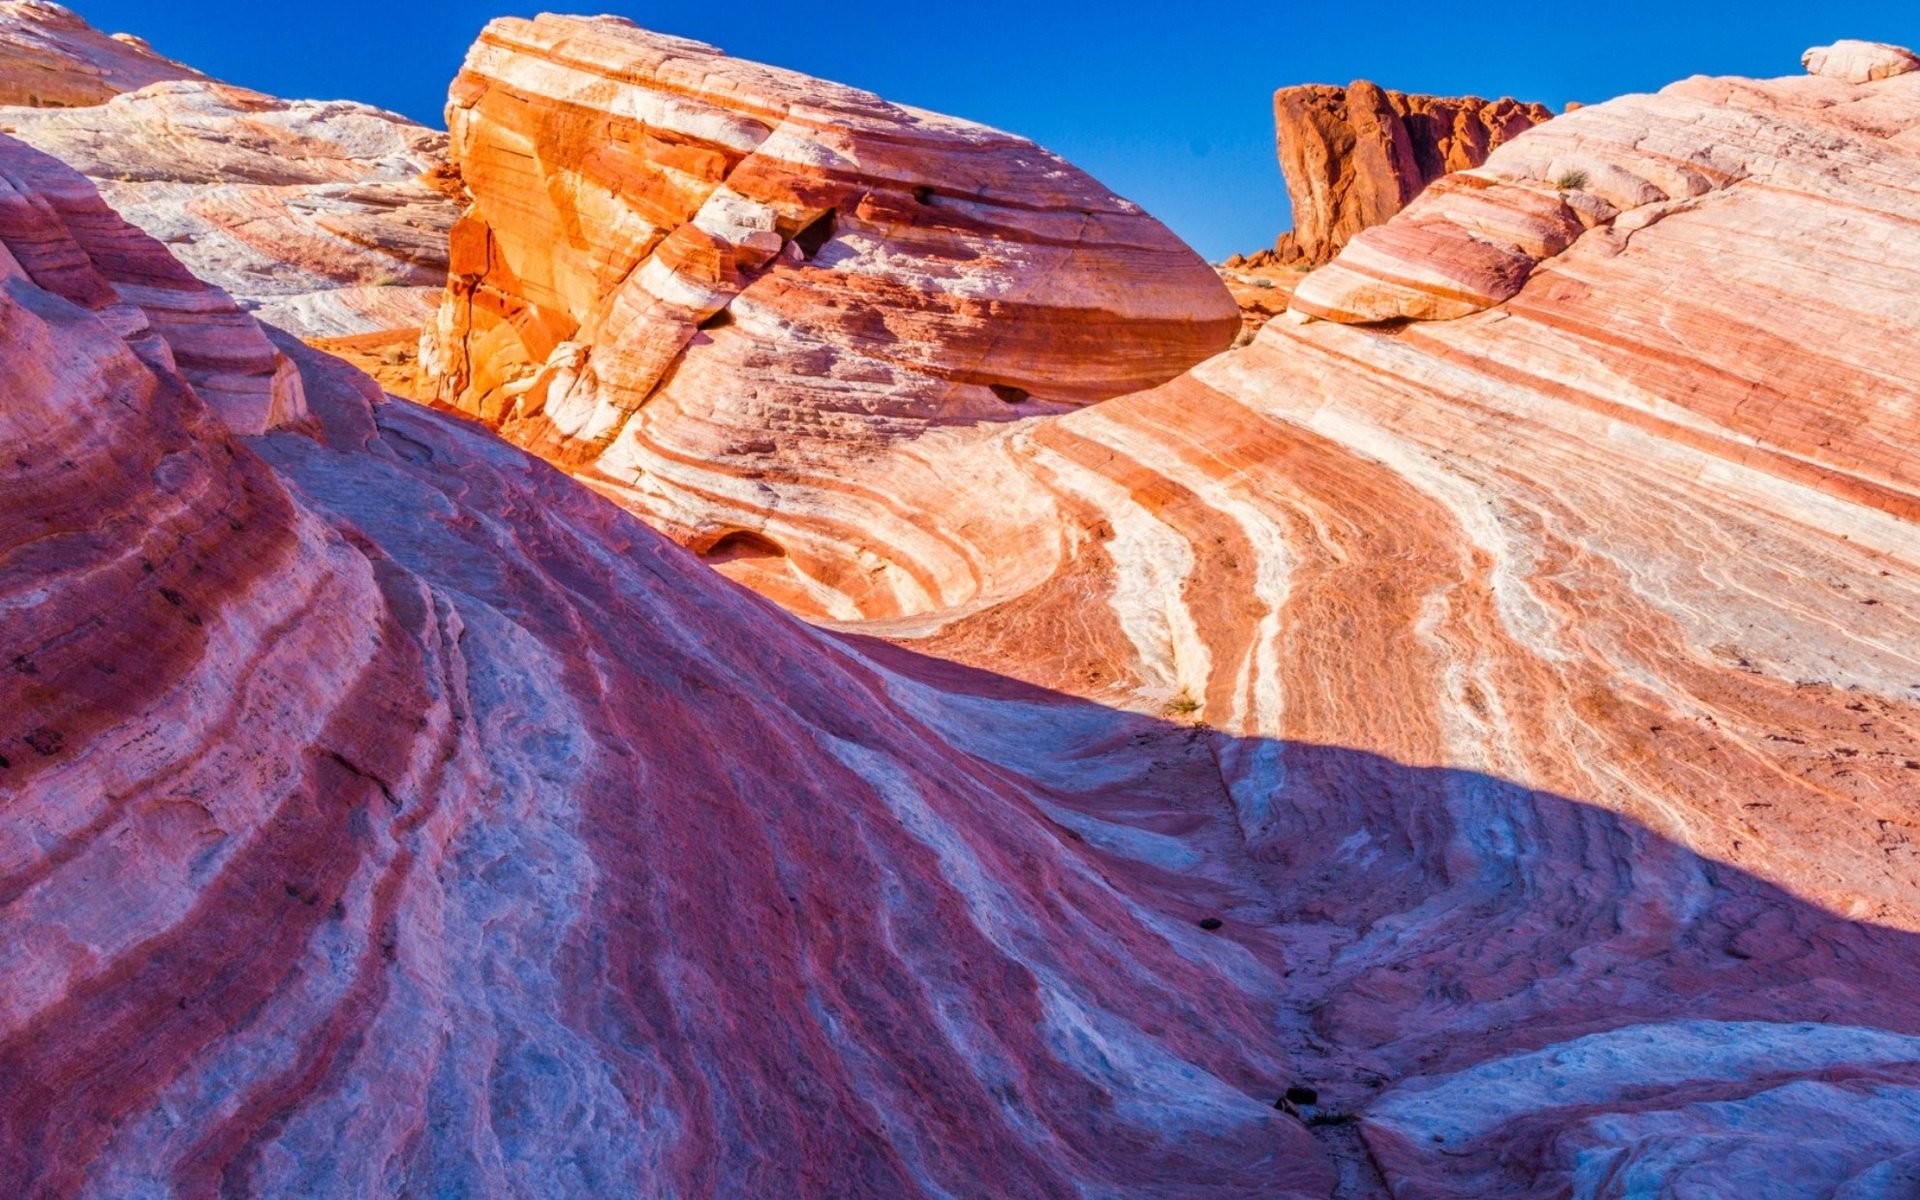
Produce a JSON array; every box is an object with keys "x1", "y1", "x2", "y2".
[
  {"x1": 1270, "y1": 82, "x2": 1550, "y2": 265},
  {"x1": 0, "y1": 1, "x2": 201, "y2": 108},
  {"x1": 420, "y1": 15, "x2": 1239, "y2": 613}
]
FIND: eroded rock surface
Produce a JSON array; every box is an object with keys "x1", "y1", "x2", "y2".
[
  {"x1": 0, "y1": 79, "x2": 459, "y2": 341},
  {"x1": 0, "y1": 131, "x2": 1330, "y2": 1199},
  {"x1": 1270, "y1": 82, "x2": 1550, "y2": 266},
  {"x1": 420, "y1": 15, "x2": 1239, "y2": 583},
  {"x1": 0, "y1": 0, "x2": 200, "y2": 108}
]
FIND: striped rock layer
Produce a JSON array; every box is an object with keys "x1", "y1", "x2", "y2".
[
  {"x1": 4, "y1": 23, "x2": 1920, "y2": 1200},
  {"x1": 1271, "y1": 82, "x2": 1551, "y2": 265},
  {"x1": 0, "y1": 0, "x2": 200, "y2": 108},
  {"x1": 0, "y1": 77, "x2": 460, "y2": 340},
  {"x1": 0, "y1": 131, "x2": 1336, "y2": 1198},
  {"x1": 419, "y1": 14, "x2": 1240, "y2": 604},
  {"x1": 684, "y1": 48, "x2": 1920, "y2": 1193}
]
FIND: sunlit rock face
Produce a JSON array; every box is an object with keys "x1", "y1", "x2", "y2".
[
  {"x1": 419, "y1": 14, "x2": 1240, "y2": 613},
  {"x1": 6, "y1": 16, "x2": 1920, "y2": 1197},
  {"x1": 0, "y1": 0, "x2": 201, "y2": 108},
  {"x1": 0, "y1": 79, "x2": 459, "y2": 341},
  {"x1": 1290, "y1": 48, "x2": 1920, "y2": 329},
  {"x1": 1270, "y1": 82, "x2": 1550, "y2": 266},
  {"x1": 675, "y1": 49, "x2": 1920, "y2": 1190}
]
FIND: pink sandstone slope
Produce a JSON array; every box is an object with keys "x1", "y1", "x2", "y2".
[
  {"x1": 0, "y1": 129, "x2": 1337, "y2": 1198},
  {"x1": 0, "y1": 4, "x2": 459, "y2": 344}
]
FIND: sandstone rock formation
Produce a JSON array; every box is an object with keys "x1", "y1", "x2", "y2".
[
  {"x1": 0, "y1": 130, "x2": 1330, "y2": 1199},
  {"x1": 1270, "y1": 82, "x2": 1550, "y2": 265},
  {"x1": 420, "y1": 14, "x2": 1239, "y2": 600},
  {"x1": 543, "y1": 45, "x2": 1918, "y2": 1192},
  {"x1": 1288, "y1": 45, "x2": 1920, "y2": 327},
  {"x1": 1804, "y1": 38, "x2": 1920, "y2": 83},
  {"x1": 0, "y1": 0, "x2": 201, "y2": 108},
  {"x1": 6, "y1": 16, "x2": 1920, "y2": 1197},
  {"x1": 0, "y1": 79, "x2": 459, "y2": 343}
]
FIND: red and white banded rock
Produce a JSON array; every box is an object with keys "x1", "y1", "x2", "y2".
[
  {"x1": 656, "y1": 50, "x2": 1920, "y2": 1191},
  {"x1": 0, "y1": 130, "x2": 1339, "y2": 1198},
  {"x1": 0, "y1": 78, "x2": 459, "y2": 339},
  {"x1": 419, "y1": 14, "x2": 1239, "y2": 604},
  {"x1": 0, "y1": 0, "x2": 201, "y2": 108},
  {"x1": 1290, "y1": 45, "x2": 1920, "y2": 324}
]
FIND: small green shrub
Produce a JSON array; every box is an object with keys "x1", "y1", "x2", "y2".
[{"x1": 1554, "y1": 168, "x2": 1590, "y2": 191}]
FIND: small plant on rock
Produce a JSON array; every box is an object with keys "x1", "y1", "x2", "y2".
[{"x1": 1554, "y1": 168, "x2": 1590, "y2": 191}]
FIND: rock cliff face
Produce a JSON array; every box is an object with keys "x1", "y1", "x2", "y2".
[
  {"x1": 0, "y1": 0, "x2": 201, "y2": 108},
  {"x1": 420, "y1": 14, "x2": 1239, "y2": 596},
  {"x1": 1270, "y1": 82, "x2": 1551, "y2": 265}
]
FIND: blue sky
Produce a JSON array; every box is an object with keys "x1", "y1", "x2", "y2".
[{"x1": 73, "y1": 1, "x2": 1920, "y2": 260}]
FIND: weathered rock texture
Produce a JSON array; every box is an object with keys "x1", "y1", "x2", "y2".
[
  {"x1": 0, "y1": 79, "x2": 459, "y2": 341},
  {"x1": 420, "y1": 14, "x2": 1239, "y2": 583},
  {"x1": 1271, "y1": 82, "x2": 1550, "y2": 265},
  {"x1": 599, "y1": 46, "x2": 1920, "y2": 1193},
  {"x1": 7, "y1": 22, "x2": 1920, "y2": 1199},
  {"x1": 0, "y1": 0, "x2": 200, "y2": 108},
  {"x1": 0, "y1": 131, "x2": 1332, "y2": 1199}
]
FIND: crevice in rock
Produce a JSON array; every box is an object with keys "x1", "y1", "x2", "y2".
[{"x1": 792, "y1": 208, "x2": 836, "y2": 259}]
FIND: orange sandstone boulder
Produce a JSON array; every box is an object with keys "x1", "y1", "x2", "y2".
[{"x1": 420, "y1": 15, "x2": 1239, "y2": 585}]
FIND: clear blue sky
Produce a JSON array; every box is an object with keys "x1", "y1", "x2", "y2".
[{"x1": 72, "y1": 1, "x2": 1920, "y2": 260}]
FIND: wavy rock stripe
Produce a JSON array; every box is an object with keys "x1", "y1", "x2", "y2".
[
  {"x1": 420, "y1": 14, "x2": 1238, "y2": 573},
  {"x1": 0, "y1": 130, "x2": 1345, "y2": 1198}
]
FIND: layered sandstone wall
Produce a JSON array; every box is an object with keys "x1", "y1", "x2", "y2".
[{"x1": 0, "y1": 0, "x2": 202, "y2": 108}]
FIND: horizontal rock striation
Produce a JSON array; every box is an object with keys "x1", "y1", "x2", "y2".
[
  {"x1": 0, "y1": 0, "x2": 201, "y2": 108},
  {"x1": 1271, "y1": 82, "x2": 1550, "y2": 266},
  {"x1": 419, "y1": 15, "x2": 1239, "y2": 612}
]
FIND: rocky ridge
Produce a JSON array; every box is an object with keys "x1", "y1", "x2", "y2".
[{"x1": 1270, "y1": 82, "x2": 1551, "y2": 266}]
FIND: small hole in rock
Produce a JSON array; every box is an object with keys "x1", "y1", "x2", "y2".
[
  {"x1": 1285, "y1": 1085, "x2": 1318, "y2": 1106},
  {"x1": 699, "y1": 307, "x2": 735, "y2": 331},
  {"x1": 793, "y1": 209, "x2": 837, "y2": 259},
  {"x1": 1197, "y1": 916, "x2": 1223, "y2": 931},
  {"x1": 989, "y1": 384, "x2": 1030, "y2": 405},
  {"x1": 912, "y1": 186, "x2": 935, "y2": 205}
]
